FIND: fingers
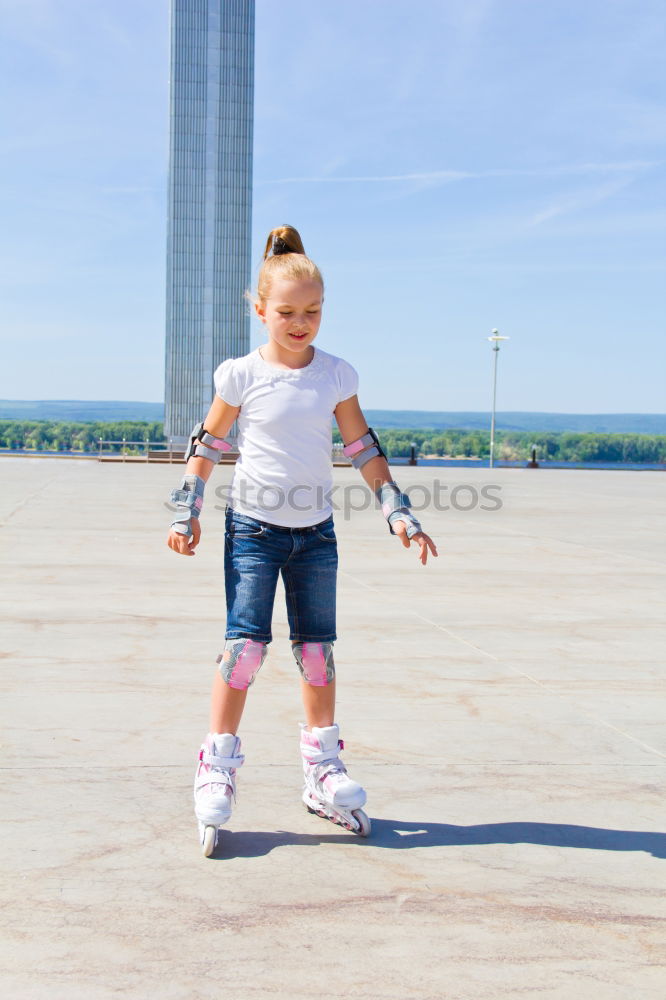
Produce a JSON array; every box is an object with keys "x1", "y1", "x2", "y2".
[
  {"x1": 392, "y1": 522, "x2": 438, "y2": 564},
  {"x1": 417, "y1": 534, "x2": 438, "y2": 565},
  {"x1": 166, "y1": 529, "x2": 196, "y2": 556},
  {"x1": 190, "y1": 520, "x2": 201, "y2": 550},
  {"x1": 412, "y1": 532, "x2": 438, "y2": 565}
]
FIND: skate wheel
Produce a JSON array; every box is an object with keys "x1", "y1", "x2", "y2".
[
  {"x1": 202, "y1": 825, "x2": 217, "y2": 857},
  {"x1": 352, "y1": 810, "x2": 371, "y2": 838}
]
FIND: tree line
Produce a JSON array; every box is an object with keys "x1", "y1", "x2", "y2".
[
  {"x1": 347, "y1": 428, "x2": 666, "y2": 463},
  {"x1": 0, "y1": 421, "x2": 164, "y2": 454},
  {"x1": 1, "y1": 420, "x2": 665, "y2": 463}
]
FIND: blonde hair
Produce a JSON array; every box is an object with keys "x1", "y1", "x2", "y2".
[{"x1": 254, "y1": 225, "x2": 324, "y2": 305}]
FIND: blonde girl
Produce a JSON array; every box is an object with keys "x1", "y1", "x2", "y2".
[{"x1": 167, "y1": 225, "x2": 437, "y2": 855}]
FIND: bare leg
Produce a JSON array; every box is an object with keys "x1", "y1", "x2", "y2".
[
  {"x1": 209, "y1": 670, "x2": 247, "y2": 735},
  {"x1": 300, "y1": 677, "x2": 336, "y2": 729}
]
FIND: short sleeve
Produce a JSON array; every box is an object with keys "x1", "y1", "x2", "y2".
[
  {"x1": 213, "y1": 358, "x2": 243, "y2": 406},
  {"x1": 335, "y1": 358, "x2": 359, "y2": 403}
]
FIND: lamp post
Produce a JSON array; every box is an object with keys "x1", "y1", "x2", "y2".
[{"x1": 487, "y1": 329, "x2": 509, "y2": 469}]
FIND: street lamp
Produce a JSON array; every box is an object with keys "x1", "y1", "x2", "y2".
[{"x1": 487, "y1": 329, "x2": 509, "y2": 469}]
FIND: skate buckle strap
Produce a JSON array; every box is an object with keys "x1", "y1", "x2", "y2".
[
  {"x1": 302, "y1": 745, "x2": 342, "y2": 764},
  {"x1": 301, "y1": 739, "x2": 345, "y2": 765},
  {"x1": 318, "y1": 759, "x2": 348, "y2": 781},
  {"x1": 196, "y1": 770, "x2": 237, "y2": 802},
  {"x1": 199, "y1": 748, "x2": 245, "y2": 769}
]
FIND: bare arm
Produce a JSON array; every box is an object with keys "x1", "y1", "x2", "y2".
[
  {"x1": 182, "y1": 396, "x2": 241, "y2": 483},
  {"x1": 167, "y1": 396, "x2": 241, "y2": 556},
  {"x1": 334, "y1": 395, "x2": 393, "y2": 493},
  {"x1": 334, "y1": 396, "x2": 438, "y2": 565}
]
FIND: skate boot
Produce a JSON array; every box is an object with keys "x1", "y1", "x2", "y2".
[
  {"x1": 194, "y1": 732, "x2": 244, "y2": 856},
  {"x1": 300, "y1": 724, "x2": 371, "y2": 837}
]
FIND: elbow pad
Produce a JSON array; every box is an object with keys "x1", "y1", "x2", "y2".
[
  {"x1": 342, "y1": 427, "x2": 387, "y2": 470},
  {"x1": 185, "y1": 422, "x2": 233, "y2": 463}
]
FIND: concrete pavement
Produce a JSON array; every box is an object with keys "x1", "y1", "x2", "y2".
[{"x1": 1, "y1": 458, "x2": 665, "y2": 999}]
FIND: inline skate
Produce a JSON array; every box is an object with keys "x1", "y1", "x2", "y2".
[
  {"x1": 194, "y1": 732, "x2": 244, "y2": 856},
  {"x1": 300, "y1": 724, "x2": 371, "y2": 837}
]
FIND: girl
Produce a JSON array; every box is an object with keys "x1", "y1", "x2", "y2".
[{"x1": 167, "y1": 226, "x2": 437, "y2": 855}]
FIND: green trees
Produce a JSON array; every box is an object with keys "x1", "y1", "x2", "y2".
[
  {"x1": 332, "y1": 427, "x2": 666, "y2": 463},
  {"x1": 2, "y1": 421, "x2": 666, "y2": 463},
  {"x1": 0, "y1": 421, "x2": 166, "y2": 453}
]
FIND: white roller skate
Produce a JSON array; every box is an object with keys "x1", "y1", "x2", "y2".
[
  {"x1": 300, "y1": 724, "x2": 371, "y2": 837},
  {"x1": 194, "y1": 732, "x2": 244, "y2": 857}
]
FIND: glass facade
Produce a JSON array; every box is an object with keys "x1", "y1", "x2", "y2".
[{"x1": 165, "y1": 0, "x2": 254, "y2": 439}]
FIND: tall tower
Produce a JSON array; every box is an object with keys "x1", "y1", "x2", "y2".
[{"x1": 164, "y1": 0, "x2": 254, "y2": 439}]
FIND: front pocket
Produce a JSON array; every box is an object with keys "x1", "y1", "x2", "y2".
[
  {"x1": 314, "y1": 525, "x2": 336, "y2": 543},
  {"x1": 229, "y1": 525, "x2": 265, "y2": 539}
]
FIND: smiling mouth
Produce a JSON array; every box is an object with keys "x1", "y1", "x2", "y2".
[{"x1": 289, "y1": 332, "x2": 307, "y2": 339}]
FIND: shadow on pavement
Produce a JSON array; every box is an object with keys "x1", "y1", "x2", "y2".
[
  {"x1": 211, "y1": 819, "x2": 666, "y2": 859},
  {"x1": 368, "y1": 819, "x2": 666, "y2": 858}
]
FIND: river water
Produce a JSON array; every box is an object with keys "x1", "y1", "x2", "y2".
[{"x1": 2, "y1": 449, "x2": 664, "y2": 471}]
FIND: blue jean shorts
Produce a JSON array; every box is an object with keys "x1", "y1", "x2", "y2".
[{"x1": 224, "y1": 507, "x2": 338, "y2": 644}]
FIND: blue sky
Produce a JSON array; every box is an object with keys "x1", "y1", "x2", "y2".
[{"x1": 0, "y1": 0, "x2": 664, "y2": 411}]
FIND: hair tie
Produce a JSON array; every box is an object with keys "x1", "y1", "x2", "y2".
[{"x1": 272, "y1": 236, "x2": 291, "y2": 256}]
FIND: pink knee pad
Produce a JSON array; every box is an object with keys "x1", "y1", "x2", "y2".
[
  {"x1": 292, "y1": 642, "x2": 335, "y2": 687},
  {"x1": 217, "y1": 639, "x2": 268, "y2": 690}
]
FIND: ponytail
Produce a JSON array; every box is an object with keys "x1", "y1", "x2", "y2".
[
  {"x1": 254, "y1": 225, "x2": 323, "y2": 305},
  {"x1": 262, "y1": 225, "x2": 306, "y2": 259}
]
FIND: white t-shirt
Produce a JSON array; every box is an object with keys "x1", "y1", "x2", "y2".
[{"x1": 214, "y1": 346, "x2": 359, "y2": 527}]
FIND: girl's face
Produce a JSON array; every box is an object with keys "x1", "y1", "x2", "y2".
[{"x1": 256, "y1": 277, "x2": 323, "y2": 356}]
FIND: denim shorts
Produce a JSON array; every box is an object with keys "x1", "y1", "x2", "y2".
[{"x1": 224, "y1": 507, "x2": 338, "y2": 644}]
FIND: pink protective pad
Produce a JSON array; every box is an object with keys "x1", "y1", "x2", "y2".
[
  {"x1": 343, "y1": 432, "x2": 372, "y2": 458},
  {"x1": 225, "y1": 640, "x2": 266, "y2": 690},
  {"x1": 208, "y1": 437, "x2": 233, "y2": 452},
  {"x1": 300, "y1": 643, "x2": 329, "y2": 687},
  {"x1": 343, "y1": 439, "x2": 365, "y2": 457}
]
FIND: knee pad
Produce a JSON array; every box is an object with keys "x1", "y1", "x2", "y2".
[
  {"x1": 292, "y1": 642, "x2": 335, "y2": 687},
  {"x1": 217, "y1": 639, "x2": 268, "y2": 690}
]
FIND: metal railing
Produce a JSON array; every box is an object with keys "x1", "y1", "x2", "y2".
[
  {"x1": 97, "y1": 439, "x2": 168, "y2": 461},
  {"x1": 98, "y1": 439, "x2": 353, "y2": 463}
]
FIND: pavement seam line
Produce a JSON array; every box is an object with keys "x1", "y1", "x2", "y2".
[
  {"x1": 0, "y1": 470, "x2": 65, "y2": 526},
  {"x1": 339, "y1": 569, "x2": 666, "y2": 762},
  {"x1": 496, "y1": 661, "x2": 666, "y2": 761},
  {"x1": 418, "y1": 614, "x2": 666, "y2": 761}
]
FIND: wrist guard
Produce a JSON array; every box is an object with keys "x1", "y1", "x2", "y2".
[
  {"x1": 376, "y1": 481, "x2": 422, "y2": 540},
  {"x1": 170, "y1": 474, "x2": 205, "y2": 536},
  {"x1": 343, "y1": 427, "x2": 387, "y2": 469},
  {"x1": 185, "y1": 422, "x2": 233, "y2": 463}
]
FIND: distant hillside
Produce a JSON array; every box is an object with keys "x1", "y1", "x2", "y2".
[
  {"x1": 365, "y1": 411, "x2": 666, "y2": 434},
  {"x1": 0, "y1": 400, "x2": 664, "y2": 434},
  {"x1": 0, "y1": 400, "x2": 164, "y2": 421}
]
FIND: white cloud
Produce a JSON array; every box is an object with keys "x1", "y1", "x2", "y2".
[
  {"x1": 528, "y1": 176, "x2": 638, "y2": 227},
  {"x1": 261, "y1": 161, "x2": 660, "y2": 186}
]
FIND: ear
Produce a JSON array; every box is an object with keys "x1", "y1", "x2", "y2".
[{"x1": 254, "y1": 301, "x2": 266, "y2": 324}]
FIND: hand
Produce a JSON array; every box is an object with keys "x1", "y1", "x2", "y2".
[
  {"x1": 393, "y1": 520, "x2": 438, "y2": 565},
  {"x1": 166, "y1": 518, "x2": 201, "y2": 556}
]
